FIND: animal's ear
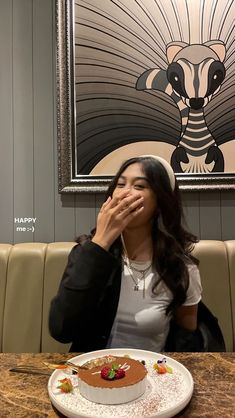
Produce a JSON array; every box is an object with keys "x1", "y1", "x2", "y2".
[
  {"x1": 166, "y1": 41, "x2": 188, "y2": 63},
  {"x1": 204, "y1": 40, "x2": 226, "y2": 62}
]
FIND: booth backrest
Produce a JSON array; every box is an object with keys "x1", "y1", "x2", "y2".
[{"x1": 0, "y1": 241, "x2": 234, "y2": 352}]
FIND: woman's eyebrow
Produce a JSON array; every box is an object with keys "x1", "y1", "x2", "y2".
[{"x1": 135, "y1": 176, "x2": 148, "y2": 181}]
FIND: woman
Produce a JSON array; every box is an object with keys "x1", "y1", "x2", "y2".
[{"x1": 49, "y1": 155, "x2": 202, "y2": 352}]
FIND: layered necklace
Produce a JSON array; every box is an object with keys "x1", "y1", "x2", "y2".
[
  {"x1": 123, "y1": 256, "x2": 152, "y2": 298},
  {"x1": 121, "y1": 235, "x2": 153, "y2": 298}
]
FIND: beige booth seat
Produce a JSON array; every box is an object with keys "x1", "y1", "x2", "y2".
[
  {"x1": 224, "y1": 240, "x2": 235, "y2": 350},
  {"x1": 2, "y1": 243, "x2": 47, "y2": 352},
  {"x1": 0, "y1": 244, "x2": 12, "y2": 351},
  {"x1": 192, "y1": 241, "x2": 234, "y2": 352},
  {"x1": 0, "y1": 241, "x2": 234, "y2": 352},
  {"x1": 0, "y1": 243, "x2": 75, "y2": 353},
  {"x1": 41, "y1": 242, "x2": 76, "y2": 352}
]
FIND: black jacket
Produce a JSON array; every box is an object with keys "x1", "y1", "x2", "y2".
[
  {"x1": 49, "y1": 241, "x2": 225, "y2": 352},
  {"x1": 49, "y1": 241, "x2": 123, "y2": 352}
]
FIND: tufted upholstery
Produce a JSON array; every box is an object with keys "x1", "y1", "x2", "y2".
[
  {"x1": 192, "y1": 241, "x2": 234, "y2": 351},
  {"x1": 0, "y1": 241, "x2": 234, "y2": 352},
  {"x1": 0, "y1": 242, "x2": 75, "y2": 353}
]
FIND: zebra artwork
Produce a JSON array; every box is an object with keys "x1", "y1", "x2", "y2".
[{"x1": 136, "y1": 41, "x2": 226, "y2": 173}]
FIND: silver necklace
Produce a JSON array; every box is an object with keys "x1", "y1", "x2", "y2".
[
  {"x1": 121, "y1": 234, "x2": 153, "y2": 298},
  {"x1": 123, "y1": 256, "x2": 152, "y2": 298}
]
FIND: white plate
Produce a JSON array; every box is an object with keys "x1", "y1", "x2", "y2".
[{"x1": 48, "y1": 348, "x2": 193, "y2": 418}]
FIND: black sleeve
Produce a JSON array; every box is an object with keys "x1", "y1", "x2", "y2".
[
  {"x1": 164, "y1": 321, "x2": 204, "y2": 352},
  {"x1": 164, "y1": 301, "x2": 226, "y2": 352},
  {"x1": 48, "y1": 241, "x2": 119, "y2": 343}
]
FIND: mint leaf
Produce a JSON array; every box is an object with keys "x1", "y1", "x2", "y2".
[
  {"x1": 111, "y1": 363, "x2": 119, "y2": 371},
  {"x1": 108, "y1": 369, "x2": 116, "y2": 379}
]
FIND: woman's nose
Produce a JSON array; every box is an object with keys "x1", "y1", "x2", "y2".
[
  {"x1": 122, "y1": 184, "x2": 135, "y2": 193},
  {"x1": 128, "y1": 187, "x2": 140, "y2": 197}
]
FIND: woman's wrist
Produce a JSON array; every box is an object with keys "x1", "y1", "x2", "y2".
[{"x1": 91, "y1": 235, "x2": 111, "y2": 251}]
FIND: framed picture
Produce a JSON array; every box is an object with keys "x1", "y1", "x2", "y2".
[{"x1": 56, "y1": 0, "x2": 235, "y2": 193}]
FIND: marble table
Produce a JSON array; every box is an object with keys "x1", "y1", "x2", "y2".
[{"x1": 0, "y1": 352, "x2": 234, "y2": 417}]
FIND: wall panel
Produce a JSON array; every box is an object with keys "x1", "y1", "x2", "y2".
[
  {"x1": 182, "y1": 192, "x2": 200, "y2": 238},
  {"x1": 13, "y1": 0, "x2": 34, "y2": 243},
  {"x1": 199, "y1": 192, "x2": 222, "y2": 240},
  {"x1": 75, "y1": 194, "x2": 96, "y2": 238},
  {"x1": 221, "y1": 191, "x2": 235, "y2": 240},
  {"x1": 33, "y1": 0, "x2": 55, "y2": 243},
  {"x1": 54, "y1": 193, "x2": 76, "y2": 242},
  {"x1": 95, "y1": 194, "x2": 105, "y2": 219},
  {"x1": 0, "y1": 0, "x2": 14, "y2": 243}
]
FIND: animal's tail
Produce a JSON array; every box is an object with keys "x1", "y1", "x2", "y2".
[{"x1": 136, "y1": 68, "x2": 188, "y2": 135}]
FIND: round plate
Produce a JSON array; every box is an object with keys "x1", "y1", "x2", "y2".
[{"x1": 48, "y1": 348, "x2": 193, "y2": 418}]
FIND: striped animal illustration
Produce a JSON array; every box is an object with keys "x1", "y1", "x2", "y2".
[{"x1": 136, "y1": 41, "x2": 226, "y2": 173}]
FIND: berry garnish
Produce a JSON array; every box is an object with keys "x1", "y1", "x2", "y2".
[
  {"x1": 101, "y1": 366, "x2": 111, "y2": 380},
  {"x1": 153, "y1": 358, "x2": 173, "y2": 374},
  {"x1": 115, "y1": 368, "x2": 125, "y2": 379},
  {"x1": 57, "y1": 377, "x2": 73, "y2": 393},
  {"x1": 101, "y1": 364, "x2": 126, "y2": 380}
]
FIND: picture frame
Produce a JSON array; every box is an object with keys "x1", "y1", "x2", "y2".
[{"x1": 56, "y1": 0, "x2": 235, "y2": 193}]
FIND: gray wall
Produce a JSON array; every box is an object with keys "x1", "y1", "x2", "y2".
[{"x1": 0, "y1": 0, "x2": 235, "y2": 244}]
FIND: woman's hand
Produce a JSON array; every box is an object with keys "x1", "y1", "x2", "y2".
[{"x1": 92, "y1": 190, "x2": 144, "y2": 250}]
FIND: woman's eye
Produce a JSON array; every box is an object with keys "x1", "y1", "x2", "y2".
[
  {"x1": 116, "y1": 182, "x2": 125, "y2": 188},
  {"x1": 135, "y1": 184, "x2": 145, "y2": 189}
]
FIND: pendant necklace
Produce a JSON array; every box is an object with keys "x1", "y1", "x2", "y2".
[
  {"x1": 123, "y1": 256, "x2": 152, "y2": 298},
  {"x1": 121, "y1": 234, "x2": 153, "y2": 298}
]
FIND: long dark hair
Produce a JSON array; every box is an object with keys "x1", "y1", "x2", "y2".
[{"x1": 77, "y1": 156, "x2": 198, "y2": 314}]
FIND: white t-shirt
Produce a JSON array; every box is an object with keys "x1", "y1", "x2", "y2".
[{"x1": 108, "y1": 260, "x2": 202, "y2": 352}]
